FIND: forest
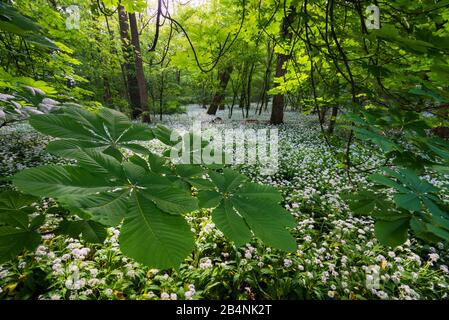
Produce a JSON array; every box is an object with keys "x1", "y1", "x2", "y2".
[{"x1": 0, "y1": 0, "x2": 449, "y2": 301}]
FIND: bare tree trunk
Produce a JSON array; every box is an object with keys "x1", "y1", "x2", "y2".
[
  {"x1": 207, "y1": 65, "x2": 233, "y2": 115},
  {"x1": 159, "y1": 72, "x2": 164, "y2": 121},
  {"x1": 129, "y1": 12, "x2": 150, "y2": 122},
  {"x1": 246, "y1": 61, "x2": 255, "y2": 118},
  {"x1": 257, "y1": 41, "x2": 274, "y2": 115},
  {"x1": 201, "y1": 83, "x2": 208, "y2": 108},
  {"x1": 270, "y1": 7, "x2": 296, "y2": 125},
  {"x1": 238, "y1": 62, "x2": 248, "y2": 117},
  {"x1": 103, "y1": 76, "x2": 112, "y2": 104},
  {"x1": 118, "y1": 5, "x2": 140, "y2": 119},
  {"x1": 104, "y1": 15, "x2": 128, "y2": 105},
  {"x1": 327, "y1": 106, "x2": 339, "y2": 134}
]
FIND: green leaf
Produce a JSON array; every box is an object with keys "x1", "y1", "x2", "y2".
[
  {"x1": 57, "y1": 220, "x2": 107, "y2": 243},
  {"x1": 152, "y1": 125, "x2": 179, "y2": 146},
  {"x1": 423, "y1": 198, "x2": 449, "y2": 221},
  {"x1": 237, "y1": 182, "x2": 283, "y2": 203},
  {"x1": 13, "y1": 165, "x2": 113, "y2": 197},
  {"x1": 231, "y1": 197, "x2": 296, "y2": 251},
  {"x1": 29, "y1": 215, "x2": 45, "y2": 230},
  {"x1": 385, "y1": 168, "x2": 437, "y2": 194},
  {"x1": 209, "y1": 168, "x2": 246, "y2": 192},
  {"x1": 66, "y1": 148, "x2": 124, "y2": 177},
  {"x1": 0, "y1": 191, "x2": 37, "y2": 229},
  {"x1": 369, "y1": 173, "x2": 409, "y2": 192},
  {"x1": 128, "y1": 155, "x2": 150, "y2": 172},
  {"x1": 341, "y1": 190, "x2": 391, "y2": 216},
  {"x1": 119, "y1": 192, "x2": 194, "y2": 269},
  {"x1": 353, "y1": 127, "x2": 399, "y2": 152},
  {"x1": 197, "y1": 190, "x2": 222, "y2": 208},
  {"x1": 0, "y1": 226, "x2": 41, "y2": 264},
  {"x1": 122, "y1": 143, "x2": 151, "y2": 155},
  {"x1": 46, "y1": 140, "x2": 104, "y2": 158},
  {"x1": 24, "y1": 34, "x2": 58, "y2": 50},
  {"x1": 118, "y1": 123, "x2": 154, "y2": 142},
  {"x1": 432, "y1": 165, "x2": 449, "y2": 175},
  {"x1": 123, "y1": 161, "x2": 147, "y2": 182},
  {"x1": 410, "y1": 217, "x2": 442, "y2": 243},
  {"x1": 173, "y1": 164, "x2": 213, "y2": 190},
  {"x1": 29, "y1": 113, "x2": 95, "y2": 140},
  {"x1": 393, "y1": 193, "x2": 421, "y2": 212},
  {"x1": 409, "y1": 86, "x2": 447, "y2": 103},
  {"x1": 137, "y1": 173, "x2": 198, "y2": 215},
  {"x1": 29, "y1": 107, "x2": 153, "y2": 154},
  {"x1": 0, "y1": 3, "x2": 40, "y2": 34},
  {"x1": 426, "y1": 139, "x2": 449, "y2": 161},
  {"x1": 59, "y1": 190, "x2": 130, "y2": 226},
  {"x1": 374, "y1": 218, "x2": 410, "y2": 247},
  {"x1": 175, "y1": 164, "x2": 205, "y2": 178},
  {"x1": 148, "y1": 152, "x2": 171, "y2": 174},
  {"x1": 426, "y1": 224, "x2": 449, "y2": 242},
  {"x1": 212, "y1": 200, "x2": 251, "y2": 246}
]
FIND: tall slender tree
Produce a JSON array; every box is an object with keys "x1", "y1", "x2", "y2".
[
  {"x1": 118, "y1": 5, "x2": 141, "y2": 119},
  {"x1": 128, "y1": 12, "x2": 150, "y2": 122},
  {"x1": 207, "y1": 65, "x2": 233, "y2": 115},
  {"x1": 270, "y1": 7, "x2": 296, "y2": 125}
]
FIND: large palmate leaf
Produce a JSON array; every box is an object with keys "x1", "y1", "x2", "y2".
[
  {"x1": 7, "y1": 107, "x2": 298, "y2": 268},
  {"x1": 29, "y1": 107, "x2": 154, "y2": 157},
  {"x1": 58, "y1": 190, "x2": 130, "y2": 226},
  {"x1": 212, "y1": 199, "x2": 252, "y2": 246},
  {"x1": 0, "y1": 227, "x2": 41, "y2": 264},
  {"x1": 119, "y1": 192, "x2": 194, "y2": 269},
  {"x1": 123, "y1": 164, "x2": 199, "y2": 215},
  {"x1": 204, "y1": 168, "x2": 297, "y2": 251},
  {"x1": 209, "y1": 169, "x2": 247, "y2": 192},
  {"x1": 174, "y1": 164, "x2": 215, "y2": 190},
  {"x1": 352, "y1": 127, "x2": 400, "y2": 153},
  {"x1": 136, "y1": 172, "x2": 199, "y2": 215},
  {"x1": 57, "y1": 220, "x2": 107, "y2": 243},
  {"x1": 0, "y1": 191, "x2": 38, "y2": 229},
  {"x1": 0, "y1": 2, "x2": 59, "y2": 49},
  {"x1": 341, "y1": 190, "x2": 393, "y2": 216},
  {"x1": 374, "y1": 217, "x2": 410, "y2": 247},
  {"x1": 13, "y1": 165, "x2": 114, "y2": 197},
  {"x1": 231, "y1": 197, "x2": 297, "y2": 251},
  {"x1": 0, "y1": 190, "x2": 45, "y2": 263},
  {"x1": 62, "y1": 148, "x2": 125, "y2": 178}
]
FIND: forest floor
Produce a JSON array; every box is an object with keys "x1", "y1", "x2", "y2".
[{"x1": 0, "y1": 105, "x2": 448, "y2": 300}]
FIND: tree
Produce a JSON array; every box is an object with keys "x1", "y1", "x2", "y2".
[
  {"x1": 270, "y1": 6, "x2": 296, "y2": 125},
  {"x1": 118, "y1": 5, "x2": 141, "y2": 119},
  {"x1": 128, "y1": 12, "x2": 150, "y2": 122},
  {"x1": 207, "y1": 65, "x2": 233, "y2": 115}
]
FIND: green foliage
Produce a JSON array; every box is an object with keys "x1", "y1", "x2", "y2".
[
  {"x1": 2, "y1": 107, "x2": 296, "y2": 268},
  {"x1": 202, "y1": 169, "x2": 297, "y2": 250},
  {"x1": 343, "y1": 107, "x2": 449, "y2": 247},
  {"x1": 0, "y1": 191, "x2": 42, "y2": 264},
  {"x1": 0, "y1": 2, "x2": 58, "y2": 49},
  {"x1": 29, "y1": 107, "x2": 155, "y2": 159}
]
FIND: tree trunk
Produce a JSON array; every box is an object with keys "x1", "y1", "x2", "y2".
[
  {"x1": 129, "y1": 12, "x2": 150, "y2": 122},
  {"x1": 118, "y1": 5, "x2": 140, "y2": 119},
  {"x1": 257, "y1": 41, "x2": 274, "y2": 115},
  {"x1": 246, "y1": 61, "x2": 255, "y2": 118},
  {"x1": 270, "y1": 7, "x2": 296, "y2": 125},
  {"x1": 238, "y1": 62, "x2": 248, "y2": 117},
  {"x1": 103, "y1": 76, "x2": 112, "y2": 104},
  {"x1": 327, "y1": 106, "x2": 339, "y2": 134},
  {"x1": 207, "y1": 65, "x2": 233, "y2": 115},
  {"x1": 104, "y1": 15, "x2": 128, "y2": 106},
  {"x1": 159, "y1": 72, "x2": 164, "y2": 121}
]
